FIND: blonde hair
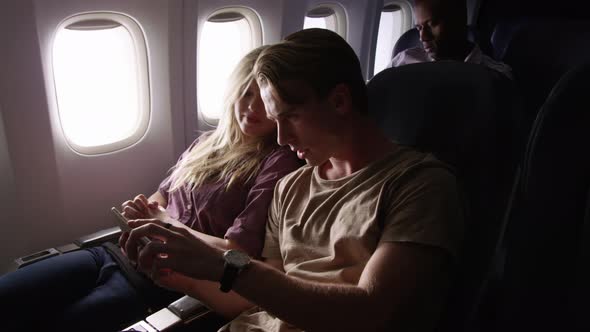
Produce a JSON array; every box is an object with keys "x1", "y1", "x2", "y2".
[{"x1": 168, "y1": 45, "x2": 275, "y2": 191}]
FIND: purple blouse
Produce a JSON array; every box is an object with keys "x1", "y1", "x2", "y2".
[{"x1": 158, "y1": 135, "x2": 302, "y2": 257}]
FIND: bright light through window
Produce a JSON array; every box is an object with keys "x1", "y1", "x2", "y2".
[
  {"x1": 53, "y1": 24, "x2": 142, "y2": 148},
  {"x1": 303, "y1": 5, "x2": 346, "y2": 38},
  {"x1": 198, "y1": 17, "x2": 252, "y2": 120},
  {"x1": 374, "y1": 9, "x2": 402, "y2": 75},
  {"x1": 304, "y1": 16, "x2": 328, "y2": 30}
]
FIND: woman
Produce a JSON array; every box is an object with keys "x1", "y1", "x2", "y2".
[{"x1": 0, "y1": 46, "x2": 302, "y2": 332}]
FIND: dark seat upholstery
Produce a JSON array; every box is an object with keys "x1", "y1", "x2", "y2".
[
  {"x1": 392, "y1": 28, "x2": 420, "y2": 58},
  {"x1": 367, "y1": 62, "x2": 520, "y2": 331},
  {"x1": 491, "y1": 18, "x2": 590, "y2": 128},
  {"x1": 499, "y1": 63, "x2": 590, "y2": 331}
]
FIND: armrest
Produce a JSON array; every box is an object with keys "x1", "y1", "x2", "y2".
[
  {"x1": 14, "y1": 226, "x2": 122, "y2": 269},
  {"x1": 167, "y1": 296, "x2": 210, "y2": 321},
  {"x1": 123, "y1": 296, "x2": 214, "y2": 331},
  {"x1": 74, "y1": 226, "x2": 121, "y2": 248}
]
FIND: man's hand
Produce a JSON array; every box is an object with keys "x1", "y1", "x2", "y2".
[{"x1": 123, "y1": 219, "x2": 225, "y2": 285}]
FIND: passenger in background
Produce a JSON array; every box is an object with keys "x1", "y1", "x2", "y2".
[
  {"x1": 124, "y1": 28, "x2": 463, "y2": 332},
  {"x1": 0, "y1": 45, "x2": 302, "y2": 332},
  {"x1": 388, "y1": 0, "x2": 512, "y2": 78}
]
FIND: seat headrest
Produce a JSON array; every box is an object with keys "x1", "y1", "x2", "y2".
[
  {"x1": 522, "y1": 62, "x2": 590, "y2": 200},
  {"x1": 392, "y1": 28, "x2": 420, "y2": 58},
  {"x1": 367, "y1": 62, "x2": 498, "y2": 170},
  {"x1": 491, "y1": 18, "x2": 590, "y2": 115}
]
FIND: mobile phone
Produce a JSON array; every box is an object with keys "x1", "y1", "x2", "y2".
[
  {"x1": 111, "y1": 207, "x2": 132, "y2": 232},
  {"x1": 111, "y1": 207, "x2": 151, "y2": 246}
]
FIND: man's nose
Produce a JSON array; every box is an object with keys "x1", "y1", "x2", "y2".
[{"x1": 419, "y1": 27, "x2": 432, "y2": 42}]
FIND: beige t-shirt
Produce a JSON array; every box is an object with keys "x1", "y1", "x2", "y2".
[{"x1": 220, "y1": 147, "x2": 464, "y2": 332}]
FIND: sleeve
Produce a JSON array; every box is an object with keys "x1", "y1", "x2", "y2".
[
  {"x1": 261, "y1": 181, "x2": 283, "y2": 260},
  {"x1": 158, "y1": 133, "x2": 211, "y2": 200},
  {"x1": 224, "y1": 148, "x2": 302, "y2": 258},
  {"x1": 388, "y1": 52, "x2": 404, "y2": 68},
  {"x1": 380, "y1": 165, "x2": 464, "y2": 260}
]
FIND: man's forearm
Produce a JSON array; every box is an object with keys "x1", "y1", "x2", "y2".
[
  {"x1": 133, "y1": 233, "x2": 449, "y2": 331},
  {"x1": 231, "y1": 261, "x2": 386, "y2": 331},
  {"x1": 170, "y1": 275, "x2": 254, "y2": 319}
]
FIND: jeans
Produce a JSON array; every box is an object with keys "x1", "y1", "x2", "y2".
[{"x1": 0, "y1": 246, "x2": 180, "y2": 332}]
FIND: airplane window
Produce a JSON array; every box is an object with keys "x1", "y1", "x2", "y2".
[
  {"x1": 198, "y1": 9, "x2": 262, "y2": 122},
  {"x1": 304, "y1": 8, "x2": 334, "y2": 30},
  {"x1": 374, "y1": 5, "x2": 403, "y2": 75},
  {"x1": 303, "y1": 4, "x2": 347, "y2": 39},
  {"x1": 372, "y1": 1, "x2": 413, "y2": 77},
  {"x1": 52, "y1": 14, "x2": 149, "y2": 154}
]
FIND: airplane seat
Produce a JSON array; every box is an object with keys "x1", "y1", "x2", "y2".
[
  {"x1": 391, "y1": 26, "x2": 480, "y2": 59},
  {"x1": 491, "y1": 17, "x2": 590, "y2": 136},
  {"x1": 496, "y1": 62, "x2": 590, "y2": 331},
  {"x1": 366, "y1": 61, "x2": 521, "y2": 331},
  {"x1": 392, "y1": 28, "x2": 420, "y2": 58}
]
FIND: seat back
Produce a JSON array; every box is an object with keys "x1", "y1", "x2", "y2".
[
  {"x1": 491, "y1": 18, "x2": 590, "y2": 128},
  {"x1": 367, "y1": 62, "x2": 520, "y2": 331},
  {"x1": 392, "y1": 28, "x2": 420, "y2": 58},
  {"x1": 499, "y1": 63, "x2": 590, "y2": 331}
]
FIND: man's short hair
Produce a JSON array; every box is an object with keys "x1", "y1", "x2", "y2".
[
  {"x1": 255, "y1": 28, "x2": 368, "y2": 113},
  {"x1": 414, "y1": 0, "x2": 467, "y2": 24}
]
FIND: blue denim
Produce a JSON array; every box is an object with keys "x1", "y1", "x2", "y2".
[{"x1": 0, "y1": 246, "x2": 180, "y2": 331}]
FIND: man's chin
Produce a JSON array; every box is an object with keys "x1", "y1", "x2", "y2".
[{"x1": 426, "y1": 50, "x2": 438, "y2": 60}]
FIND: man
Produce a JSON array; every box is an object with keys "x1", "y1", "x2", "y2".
[
  {"x1": 124, "y1": 28, "x2": 463, "y2": 331},
  {"x1": 389, "y1": 0, "x2": 512, "y2": 79}
]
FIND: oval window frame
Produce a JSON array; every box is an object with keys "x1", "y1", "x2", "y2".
[
  {"x1": 304, "y1": 3, "x2": 348, "y2": 39},
  {"x1": 370, "y1": 0, "x2": 413, "y2": 77},
  {"x1": 51, "y1": 12, "x2": 150, "y2": 155},
  {"x1": 197, "y1": 6, "x2": 263, "y2": 125}
]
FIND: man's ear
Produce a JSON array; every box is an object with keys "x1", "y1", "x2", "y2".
[{"x1": 329, "y1": 83, "x2": 353, "y2": 115}]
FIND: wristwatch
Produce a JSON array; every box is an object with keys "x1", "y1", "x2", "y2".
[{"x1": 219, "y1": 249, "x2": 251, "y2": 293}]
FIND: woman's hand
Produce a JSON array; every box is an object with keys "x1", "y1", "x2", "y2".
[
  {"x1": 121, "y1": 194, "x2": 162, "y2": 219},
  {"x1": 123, "y1": 219, "x2": 225, "y2": 287},
  {"x1": 118, "y1": 216, "x2": 186, "y2": 253}
]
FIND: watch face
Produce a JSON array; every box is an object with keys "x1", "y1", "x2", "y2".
[{"x1": 224, "y1": 250, "x2": 251, "y2": 268}]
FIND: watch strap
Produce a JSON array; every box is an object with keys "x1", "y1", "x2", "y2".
[{"x1": 219, "y1": 262, "x2": 239, "y2": 293}]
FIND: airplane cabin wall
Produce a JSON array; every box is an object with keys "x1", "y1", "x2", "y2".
[
  {"x1": 0, "y1": 0, "x2": 187, "y2": 274},
  {"x1": 0, "y1": 0, "x2": 67, "y2": 274},
  {"x1": 33, "y1": 0, "x2": 185, "y2": 245},
  {"x1": 0, "y1": 0, "x2": 426, "y2": 274},
  {"x1": 0, "y1": 109, "x2": 16, "y2": 209},
  {"x1": 0, "y1": 105, "x2": 19, "y2": 274}
]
